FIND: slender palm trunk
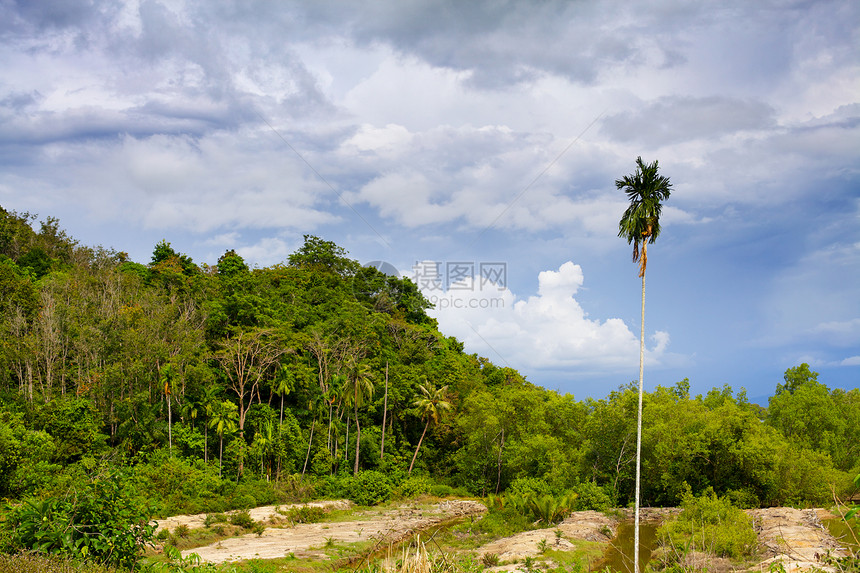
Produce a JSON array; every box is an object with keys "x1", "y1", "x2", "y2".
[
  {"x1": 634, "y1": 253, "x2": 646, "y2": 573},
  {"x1": 302, "y1": 417, "x2": 315, "y2": 480},
  {"x1": 353, "y1": 402, "x2": 361, "y2": 475},
  {"x1": 219, "y1": 434, "x2": 224, "y2": 478},
  {"x1": 380, "y1": 362, "x2": 388, "y2": 460},
  {"x1": 167, "y1": 396, "x2": 172, "y2": 455},
  {"x1": 408, "y1": 420, "x2": 430, "y2": 474}
]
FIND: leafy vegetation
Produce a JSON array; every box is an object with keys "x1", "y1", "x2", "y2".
[
  {"x1": 0, "y1": 206, "x2": 858, "y2": 570},
  {"x1": 655, "y1": 487, "x2": 758, "y2": 568}
]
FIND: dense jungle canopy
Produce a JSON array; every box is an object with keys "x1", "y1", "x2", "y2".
[{"x1": 1, "y1": 206, "x2": 858, "y2": 519}]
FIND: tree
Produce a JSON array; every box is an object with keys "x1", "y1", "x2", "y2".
[
  {"x1": 273, "y1": 364, "x2": 293, "y2": 428},
  {"x1": 161, "y1": 363, "x2": 176, "y2": 455},
  {"x1": 776, "y1": 363, "x2": 818, "y2": 395},
  {"x1": 287, "y1": 235, "x2": 359, "y2": 277},
  {"x1": 342, "y1": 358, "x2": 374, "y2": 475},
  {"x1": 616, "y1": 156, "x2": 672, "y2": 573},
  {"x1": 409, "y1": 383, "x2": 452, "y2": 474},
  {"x1": 252, "y1": 420, "x2": 275, "y2": 479},
  {"x1": 200, "y1": 383, "x2": 221, "y2": 463},
  {"x1": 208, "y1": 400, "x2": 238, "y2": 478},
  {"x1": 215, "y1": 328, "x2": 286, "y2": 478}
]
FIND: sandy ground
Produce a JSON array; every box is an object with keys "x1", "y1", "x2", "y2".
[
  {"x1": 164, "y1": 500, "x2": 486, "y2": 565},
  {"x1": 154, "y1": 500, "x2": 353, "y2": 534},
  {"x1": 155, "y1": 503, "x2": 853, "y2": 571}
]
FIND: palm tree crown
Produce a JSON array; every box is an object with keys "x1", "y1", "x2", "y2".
[
  {"x1": 616, "y1": 157, "x2": 672, "y2": 276},
  {"x1": 408, "y1": 383, "x2": 452, "y2": 474}
]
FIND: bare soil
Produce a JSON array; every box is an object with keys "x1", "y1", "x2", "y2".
[
  {"x1": 156, "y1": 500, "x2": 486, "y2": 565},
  {"x1": 154, "y1": 503, "x2": 853, "y2": 571}
]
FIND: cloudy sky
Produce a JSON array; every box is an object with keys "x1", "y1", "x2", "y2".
[{"x1": 2, "y1": 0, "x2": 858, "y2": 401}]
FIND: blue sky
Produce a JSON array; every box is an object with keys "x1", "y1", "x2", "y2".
[{"x1": 1, "y1": 0, "x2": 858, "y2": 401}]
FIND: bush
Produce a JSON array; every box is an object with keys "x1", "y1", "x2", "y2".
[
  {"x1": 429, "y1": 484, "x2": 456, "y2": 497},
  {"x1": 228, "y1": 509, "x2": 256, "y2": 529},
  {"x1": 339, "y1": 471, "x2": 393, "y2": 506},
  {"x1": 508, "y1": 477, "x2": 554, "y2": 498},
  {"x1": 658, "y1": 487, "x2": 758, "y2": 563},
  {"x1": 204, "y1": 513, "x2": 227, "y2": 527},
  {"x1": 286, "y1": 505, "x2": 326, "y2": 523},
  {"x1": 474, "y1": 504, "x2": 532, "y2": 537},
  {"x1": 1, "y1": 470, "x2": 155, "y2": 569},
  {"x1": 233, "y1": 494, "x2": 257, "y2": 510},
  {"x1": 396, "y1": 475, "x2": 432, "y2": 498},
  {"x1": 571, "y1": 481, "x2": 612, "y2": 511}
]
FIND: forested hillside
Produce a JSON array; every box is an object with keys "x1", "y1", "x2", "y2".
[{"x1": 1, "y1": 205, "x2": 858, "y2": 526}]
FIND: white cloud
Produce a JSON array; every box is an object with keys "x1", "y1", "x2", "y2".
[
  {"x1": 425, "y1": 261, "x2": 674, "y2": 375},
  {"x1": 841, "y1": 356, "x2": 860, "y2": 367}
]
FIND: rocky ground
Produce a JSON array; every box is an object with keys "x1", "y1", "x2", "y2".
[
  {"x1": 153, "y1": 502, "x2": 855, "y2": 571},
  {"x1": 750, "y1": 507, "x2": 850, "y2": 572}
]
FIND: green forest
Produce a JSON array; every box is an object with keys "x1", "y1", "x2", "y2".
[{"x1": 1, "y1": 206, "x2": 858, "y2": 570}]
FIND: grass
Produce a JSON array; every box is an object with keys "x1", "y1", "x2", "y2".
[{"x1": 0, "y1": 553, "x2": 122, "y2": 573}]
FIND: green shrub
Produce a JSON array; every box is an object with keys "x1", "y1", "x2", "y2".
[
  {"x1": 233, "y1": 494, "x2": 257, "y2": 510},
  {"x1": 204, "y1": 513, "x2": 227, "y2": 527},
  {"x1": 658, "y1": 487, "x2": 758, "y2": 562},
  {"x1": 396, "y1": 475, "x2": 432, "y2": 498},
  {"x1": 429, "y1": 484, "x2": 455, "y2": 497},
  {"x1": 475, "y1": 504, "x2": 532, "y2": 537},
  {"x1": 571, "y1": 481, "x2": 612, "y2": 511},
  {"x1": 508, "y1": 477, "x2": 554, "y2": 498},
  {"x1": 228, "y1": 509, "x2": 256, "y2": 529},
  {"x1": 724, "y1": 488, "x2": 760, "y2": 509},
  {"x1": 346, "y1": 471, "x2": 393, "y2": 506},
  {"x1": 286, "y1": 505, "x2": 326, "y2": 523},
  {"x1": 1, "y1": 470, "x2": 155, "y2": 569}
]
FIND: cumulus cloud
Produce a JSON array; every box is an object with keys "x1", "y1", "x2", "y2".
[{"x1": 424, "y1": 261, "x2": 673, "y2": 374}]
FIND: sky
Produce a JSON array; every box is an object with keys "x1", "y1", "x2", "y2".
[{"x1": 1, "y1": 0, "x2": 858, "y2": 402}]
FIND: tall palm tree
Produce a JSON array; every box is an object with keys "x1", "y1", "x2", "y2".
[
  {"x1": 616, "y1": 156, "x2": 672, "y2": 573},
  {"x1": 342, "y1": 360, "x2": 374, "y2": 475},
  {"x1": 408, "y1": 383, "x2": 452, "y2": 474}
]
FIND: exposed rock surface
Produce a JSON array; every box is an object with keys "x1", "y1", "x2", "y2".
[{"x1": 749, "y1": 507, "x2": 847, "y2": 572}]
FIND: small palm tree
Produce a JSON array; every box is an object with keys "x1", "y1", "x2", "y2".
[
  {"x1": 342, "y1": 360, "x2": 374, "y2": 475},
  {"x1": 200, "y1": 384, "x2": 220, "y2": 463},
  {"x1": 208, "y1": 400, "x2": 239, "y2": 478},
  {"x1": 409, "y1": 383, "x2": 452, "y2": 474},
  {"x1": 616, "y1": 156, "x2": 672, "y2": 573},
  {"x1": 160, "y1": 364, "x2": 177, "y2": 455},
  {"x1": 273, "y1": 365, "x2": 293, "y2": 428},
  {"x1": 252, "y1": 420, "x2": 275, "y2": 479}
]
